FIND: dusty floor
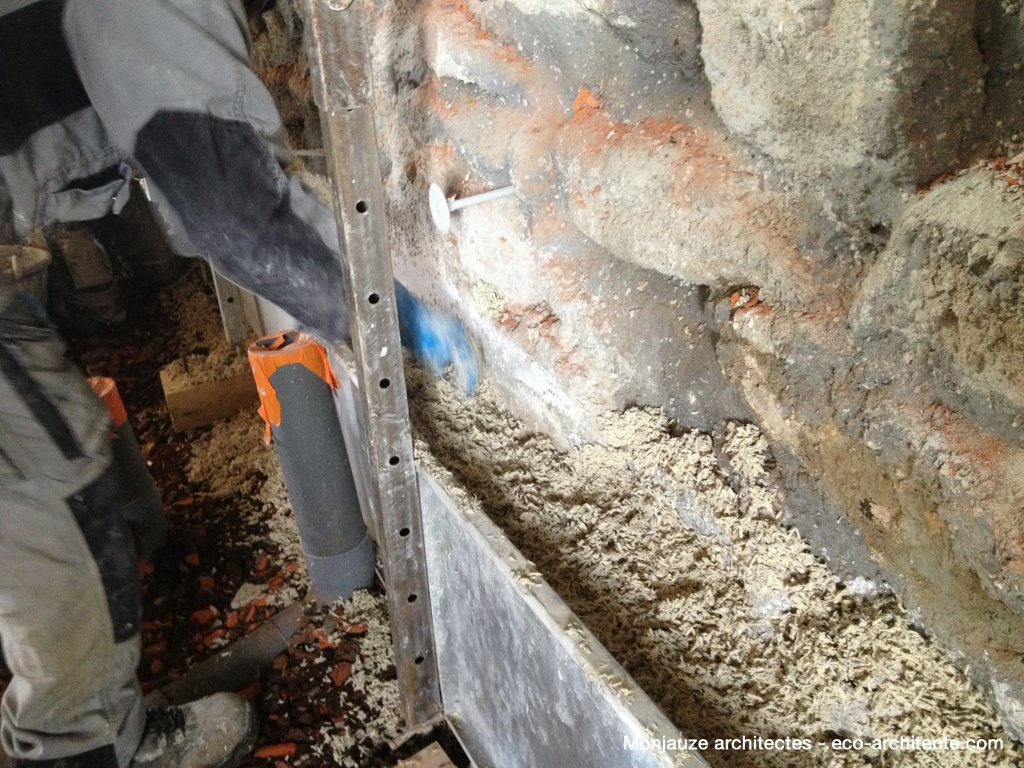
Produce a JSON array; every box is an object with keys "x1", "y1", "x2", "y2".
[
  {"x1": 408, "y1": 368, "x2": 1022, "y2": 768},
  {"x1": 129, "y1": 271, "x2": 457, "y2": 767}
]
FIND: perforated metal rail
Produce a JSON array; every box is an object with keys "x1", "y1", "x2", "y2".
[{"x1": 302, "y1": 0, "x2": 442, "y2": 729}]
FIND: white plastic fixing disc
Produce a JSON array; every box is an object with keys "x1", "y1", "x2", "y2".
[{"x1": 428, "y1": 183, "x2": 451, "y2": 234}]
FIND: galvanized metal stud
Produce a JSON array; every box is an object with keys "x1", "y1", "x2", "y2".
[
  {"x1": 302, "y1": 0, "x2": 442, "y2": 729},
  {"x1": 211, "y1": 269, "x2": 247, "y2": 348}
]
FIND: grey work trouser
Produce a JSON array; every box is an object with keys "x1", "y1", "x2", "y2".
[{"x1": 0, "y1": 286, "x2": 147, "y2": 767}]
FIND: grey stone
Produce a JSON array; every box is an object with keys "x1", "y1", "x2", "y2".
[
  {"x1": 993, "y1": 679, "x2": 1024, "y2": 744},
  {"x1": 853, "y1": 168, "x2": 1024, "y2": 441},
  {"x1": 695, "y1": 0, "x2": 985, "y2": 212},
  {"x1": 974, "y1": 1, "x2": 1024, "y2": 151}
]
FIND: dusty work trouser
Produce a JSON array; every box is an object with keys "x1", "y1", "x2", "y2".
[{"x1": 0, "y1": 285, "x2": 149, "y2": 767}]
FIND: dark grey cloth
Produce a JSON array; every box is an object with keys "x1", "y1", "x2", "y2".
[{"x1": 0, "y1": 0, "x2": 350, "y2": 342}]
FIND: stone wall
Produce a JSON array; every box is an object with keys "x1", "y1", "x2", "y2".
[
  {"x1": 266, "y1": 0, "x2": 1024, "y2": 738},
  {"x1": 698, "y1": 0, "x2": 986, "y2": 221}
]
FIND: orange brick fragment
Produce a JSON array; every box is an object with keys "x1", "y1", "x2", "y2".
[
  {"x1": 199, "y1": 576, "x2": 215, "y2": 592},
  {"x1": 313, "y1": 629, "x2": 333, "y2": 649},
  {"x1": 225, "y1": 611, "x2": 239, "y2": 629},
  {"x1": 191, "y1": 608, "x2": 215, "y2": 625},
  {"x1": 139, "y1": 560, "x2": 155, "y2": 576},
  {"x1": 204, "y1": 629, "x2": 226, "y2": 647},
  {"x1": 185, "y1": 553, "x2": 200, "y2": 566},
  {"x1": 572, "y1": 87, "x2": 600, "y2": 112},
  {"x1": 329, "y1": 662, "x2": 352, "y2": 687},
  {"x1": 255, "y1": 554, "x2": 269, "y2": 572},
  {"x1": 143, "y1": 640, "x2": 166, "y2": 655},
  {"x1": 340, "y1": 623, "x2": 368, "y2": 635},
  {"x1": 253, "y1": 743, "x2": 296, "y2": 759},
  {"x1": 284, "y1": 562, "x2": 300, "y2": 573},
  {"x1": 150, "y1": 658, "x2": 163, "y2": 675}
]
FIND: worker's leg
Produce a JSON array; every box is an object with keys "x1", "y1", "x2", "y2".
[
  {"x1": 0, "y1": 289, "x2": 145, "y2": 767},
  {"x1": 0, "y1": 479, "x2": 146, "y2": 767},
  {"x1": 62, "y1": 0, "x2": 353, "y2": 343}
]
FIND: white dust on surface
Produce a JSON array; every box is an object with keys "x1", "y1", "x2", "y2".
[
  {"x1": 314, "y1": 591, "x2": 405, "y2": 767},
  {"x1": 159, "y1": 269, "x2": 251, "y2": 386},
  {"x1": 407, "y1": 367, "x2": 1017, "y2": 768}
]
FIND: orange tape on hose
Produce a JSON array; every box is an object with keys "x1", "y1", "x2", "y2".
[
  {"x1": 247, "y1": 331, "x2": 340, "y2": 442},
  {"x1": 88, "y1": 377, "x2": 128, "y2": 428}
]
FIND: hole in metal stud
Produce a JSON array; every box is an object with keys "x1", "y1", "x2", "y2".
[
  {"x1": 388, "y1": 456, "x2": 400, "y2": 466},
  {"x1": 408, "y1": 594, "x2": 418, "y2": 603},
  {"x1": 379, "y1": 378, "x2": 391, "y2": 389},
  {"x1": 368, "y1": 292, "x2": 380, "y2": 304},
  {"x1": 399, "y1": 527, "x2": 410, "y2": 537},
  {"x1": 414, "y1": 656, "x2": 425, "y2": 665},
  {"x1": 356, "y1": 200, "x2": 368, "y2": 214}
]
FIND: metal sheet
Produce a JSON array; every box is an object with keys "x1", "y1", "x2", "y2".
[
  {"x1": 303, "y1": 0, "x2": 372, "y2": 110},
  {"x1": 211, "y1": 269, "x2": 247, "y2": 347},
  {"x1": 304, "y1": 0, "x2": 441, "y2": 728},
  {"x1": 419, "y1": 472, "x2": 709, "y2": 768},
  {"x1": 329, "y1": 349, "x2": 706, "y2": 766},
  {"x1": 328, "y1": 344, "x2": 379, "y2": 543},
  {"x1": 239, "y1": 289, "x2": 264, "y2": 338}
]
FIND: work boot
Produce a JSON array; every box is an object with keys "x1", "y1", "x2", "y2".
[{"x1": 129, "y1": 693, "x2": 257, "y2": 768}]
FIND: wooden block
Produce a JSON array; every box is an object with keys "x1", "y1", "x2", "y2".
[
  {"x1": 159, "y1": 365, "x2": 259, "y2": 432},
  {"x1": 395, "y1": 742, "x2": 456, "y2": 768}
]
